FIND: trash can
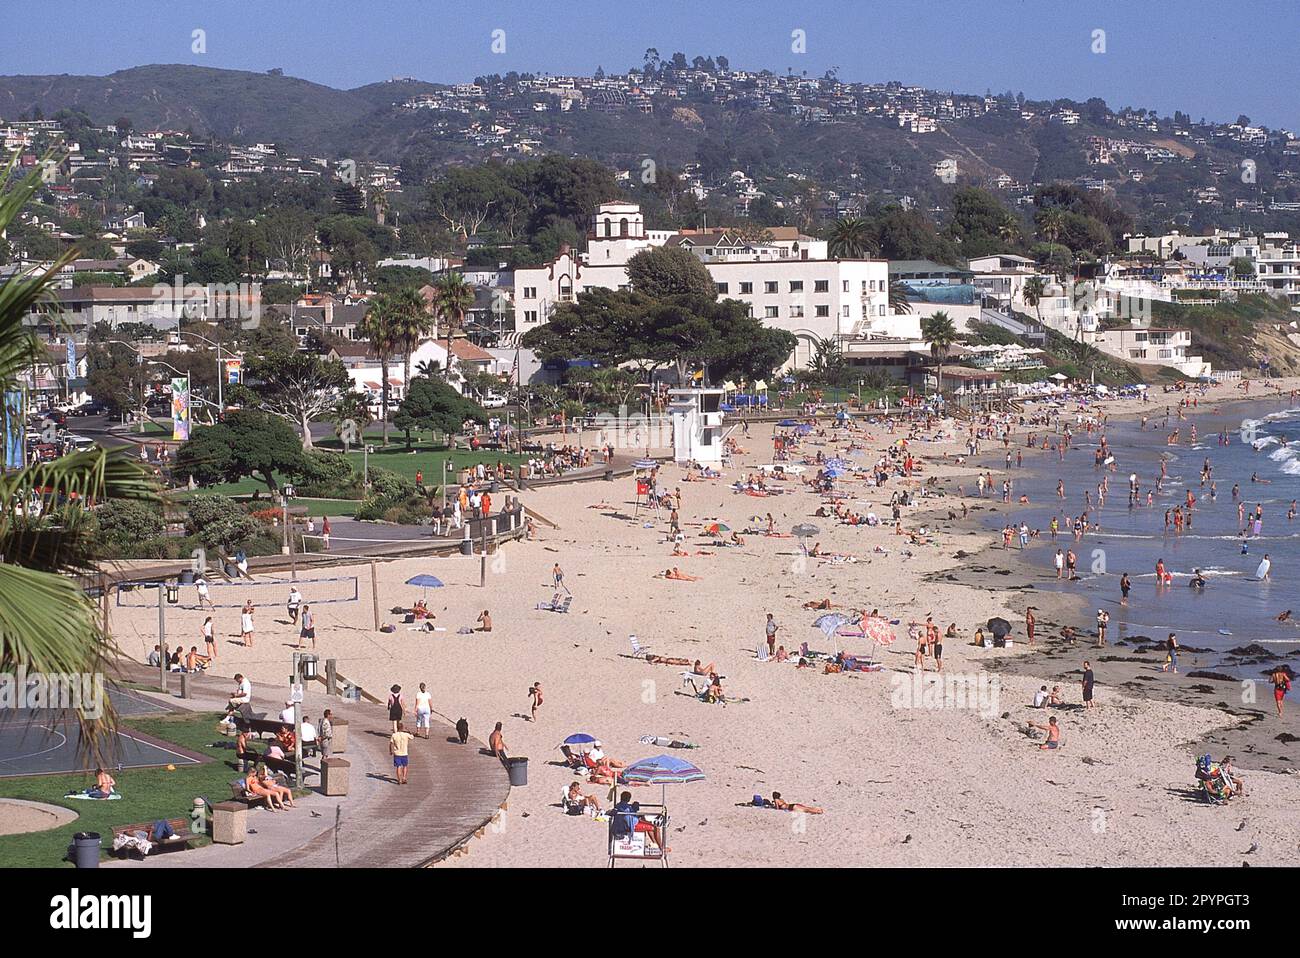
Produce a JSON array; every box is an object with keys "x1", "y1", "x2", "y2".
[
  {"x1": 490, "y1": 480, "x2": 499, "y2": 494},
  {"x1": 505, "y1": 757, "x2": 528, "y2": 786},
  {"x1": 178, "y1": 569, "x2": 195, "y2": 586},
  {"x1": 459, "y1": 539, "x2": 473, "y2": 556},
  {"x1": 72, "y1": 831, "x2": 101, "y2": 868}
]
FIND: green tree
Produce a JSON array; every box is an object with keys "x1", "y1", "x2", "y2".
[
  {"x1": 393, "y1": 376, "x2": 487, "y2": 446},
  {"x1": 240, "y1": 349, "x2": 350, "y2": 450},
  {"x1": 825, "y1": 217, "x2": 875, "y2": 258},
  {"x1": 359, "y1": 293, "x2": 402, "y2": 444},
  {"x1": 627, "y1": 246, "x2": 719, "y2": 299},
  {"x1": 1022, "y1": 275, "x2": 1047, "y2": 323},
  {"x1": 430, "y1": 271, "x2": 475, "y2": 383},
  {"x1": 389, "y1": 286, "x2": 433, "y2": 392},
  {"x1": 173, "y1": 410, "x2": 306, "y2": 492}
]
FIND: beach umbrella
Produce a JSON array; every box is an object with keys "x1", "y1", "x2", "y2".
[
  {"x1": 621, "y1": 753, "x2": 706, "y2": 805},
  {"x1": 405, "y1": 573, "x2": 445, "y2": 599},
  {"x1": 778, "y1": 419, "x2": 798, "y2": 427},
  {"x1": 813, "y1": 611, "x2": 853, "y2": 638},
  {"x1": 632, "y1": 458, "x2": 657, "y2": 469},
  {"x1": 561, "y1": 733, "x2": 597, "y2": 746},
  {"x1": 792, "y1": 523, "x2": 820, "y2": 538},
  {"x1": 861, "y1": 615, "x2": 898, "y2": 664},
  {"x1": 704, "y1": 521, "x2": 731, "y2": 535},
  {"x1": 987, "y1": 617, "x2": 1012, "y2": 638}
]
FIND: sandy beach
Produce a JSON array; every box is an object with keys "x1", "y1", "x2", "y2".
[{"x1": 109, "y1": 378, "x2": 1300, "y2": 867}]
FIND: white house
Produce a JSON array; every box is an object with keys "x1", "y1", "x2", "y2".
[{"x1": 512, "y1": 202, "x2": 891, "y2": 369}]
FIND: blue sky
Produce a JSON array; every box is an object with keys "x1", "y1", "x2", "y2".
[{"x1": 10, "y1": 0, "x2": 1300, "y2": 130}]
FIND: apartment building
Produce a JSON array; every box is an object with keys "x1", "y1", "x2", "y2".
[{"x1": 511, "y1": 202, "x2": 889, "y2": 369}]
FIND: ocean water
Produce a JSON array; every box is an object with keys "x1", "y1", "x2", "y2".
[{"x1": 979, "y1": 395, "x2": 1300, "y2": 673}]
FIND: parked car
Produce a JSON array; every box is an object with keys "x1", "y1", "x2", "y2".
[{"x1": 480, "y1": 392, "x2": 509, "y2": 408}]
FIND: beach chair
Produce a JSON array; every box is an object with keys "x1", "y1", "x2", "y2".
[
  {"x1": 608, "y1": 803, "x2": 669, "y2": 868},
  {"x1": 554, "y1": 595, "x2": 573, "y2": 614},
  {"x1": 628, "y1": 635, "x2": 651, "y2": 657},
  {"x1": 681, "y1": 671, "x2": 712, "y2": 695}
]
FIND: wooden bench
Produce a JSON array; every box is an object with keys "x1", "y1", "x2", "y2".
[{"x1": 110, "y1": 817, "x2": 202, "y2": 858}]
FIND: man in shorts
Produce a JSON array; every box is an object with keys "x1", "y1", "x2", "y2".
[{"x1": 389, "y1": 721, "x2": 413, "y2": 785}]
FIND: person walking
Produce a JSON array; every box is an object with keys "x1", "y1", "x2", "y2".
[
  {"x1": 1271, "y1": 666, "x2": 1292, "y2": 717},
  {"x1": 1162, "y1": 632, "x2": 1179, "y2": 673},
  {"x1": 240, "y1": 600, "x2": 255, "y2": 648},
  {"x1": 195, "y1": 575, "x2": 214, "y2": 610},
  {"x1": 287, "y1": 586, "x2": 302, "y2": 625},
  {"x1": 319, "y1": 709, "x2": 334, "y2": 759},
  {"x1": 765, "y1": 613, "x2": 779, "y2": 657},
  {"x1": 387, "y1": 685, "x2": 405, "y2": 732},
  {"x1": 528, "y1": 681, "x2": 544, "y2": 722},
  {"x1": 202, "y1": 616, "x2": 216, "y2": 660},
  {"x1": 414, "y1": 682, "x2": 433, "y2": 738},
  {"x1": 553, "y1": 562, "x2": 570, "y2": 595},
  {"x1": 389, "y1": 721, "x2": 412, "y2": 785},
  {"x1": 298, "y1": 604, "x2": 315, "y2": 650},
  {"x1": 1082, "y1": 661, "x2": 1096, "y2": 710}
]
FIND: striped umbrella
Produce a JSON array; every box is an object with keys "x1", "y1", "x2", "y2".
[
  {"x1": 632, "y1": 458, "x2": 657, "y2": 469},
  {"x1": 621, "y1": 754, "x2": 705, "y2": 805}
]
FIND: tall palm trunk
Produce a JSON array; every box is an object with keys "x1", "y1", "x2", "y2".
[{"x1": 379, "y1": 357, "x2": 390, "y2": 444}]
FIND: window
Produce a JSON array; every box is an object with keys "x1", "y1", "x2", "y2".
[
  {"x1": 525, "y1": 310, "x2": 539, "y2": 323},
  {"x1": 523, "y1": 286, "x2": 537, "y2": 299},
  {"x1": 764, "y1": 281, "x2": 778, "y2": 294},
  {"x1": 716, "y1": 282, "x2": 729, "y2": 294},
  {"x1": 842, "y1": 280, "x2": 850, "y2": 292},
  {"x1": 814, "y1": 280, "x2": 829, "y2": 293},
  {"x1": 842, "y1": 305, "x2": 850, "y2": 317},
  {"x1": 764, "y1": 306, "x2": 779, "y2": 318},
  {"x1": 815, "y1": 305, "x2": 829, "y2": 317},
  {"x1": 789, "y1": 280, "x2": 803, "y2": 292},
  {"x1": 878, "y1": 305, "x2": 887, "y2": 316},
  {"x1": 790, "y1": 305, "x2": 804, "y2": 318},
  {"x1": 739, "y1": 282, "x2": 753, "y2": 294}
]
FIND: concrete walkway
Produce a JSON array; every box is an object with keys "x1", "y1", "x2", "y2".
[{"x1": 107, "y1": 662, "x2": 510, "y2": 868}]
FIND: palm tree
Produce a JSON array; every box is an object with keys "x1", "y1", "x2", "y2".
[
  {"x1": 888, "y1": 279, "x2": 913, "y2": 314},
  {"x1": 826, "y1": 217, "x2": 875, "y2": 258},
  {"x1": 389, "y1": 287, "x2": 433, "y2": 395},
  {"x1": 359, "y1": 293, "x2": 401, "y2": 444},
  {"x1": 1023, "y1": 275, "x2": 1047, "y2": 324},
  {"x1": 920, "y1": 310, "x2": 957, "y2": 396},
  {"x1": 0, "y1": 156, "x2": 157, "y2": 750},
  {"x1": 430, "y1": 272, "x2": 475, "y2": 385},
  {"x1": 1037, "y1": 207, "x2": 1066, "y2": 247},
  {"x1": 997, "y1": 216, "x2": 1020, "y2": 246}
]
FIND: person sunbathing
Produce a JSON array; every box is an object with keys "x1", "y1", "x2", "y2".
[
  {"x1": 644, "y1": 654, "x2": 693, "y2": 666},
  {"x1": 565, "y1": 780, "x2": 602, "y2": 814},
  {"x1": 766, "y1": 791, "x2": 823, "y2": 814},
  {"x1": 671, "y1": 544, "x2": 690, "y2": 557},
  {"x1": 244, "y1": 765, "x2": 287, "y2": 810},
  {"x1": 661, "y1": 567, "x2": 699, "y2": 581},
  {"x1": 774, "y1": 645, "x2": 789, "y2": 662},
  {"x1": 691, "y1": 659, "x2": 716, "y2": 676},
  {"x1": 803, "y1": 598, "x2": 834, "y2": 610},
  {"x1": 730, "y1": 532, "x2": 745, "y2": 546},
  {"x1": 412, "y1": 599, "x2": 431, "y2": 619},
  {"x1": 87, "y1": 767, "x2": 116, "y2": 798}
]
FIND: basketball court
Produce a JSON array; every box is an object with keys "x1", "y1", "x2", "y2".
[{"x1": 0, "y1": 684, "x2": 203, "y2": 778}]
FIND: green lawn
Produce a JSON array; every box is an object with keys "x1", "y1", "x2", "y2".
[{"x1": 0, "y1": 712, "x2": 242, "y2": 867}]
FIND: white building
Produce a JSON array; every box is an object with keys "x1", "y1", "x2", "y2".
[
  {"x1": 668, "y1": 388, "x2": 725, "y2": 464},
  {"x1": 512, "y1": 202, "x2": 891, "y2": 369}
]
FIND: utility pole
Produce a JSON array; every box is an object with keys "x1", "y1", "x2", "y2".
[{"x1": 157, "y1": 584, "x2": 167, "y2": 693}]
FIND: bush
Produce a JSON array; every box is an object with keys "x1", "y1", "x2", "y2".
[
  {"x1": 94, "y1": 499, "x2": 165, "y2": 553},
  {"x1": 297, "y1": 450, "x2": 358, "y2": 497},
  {"x1": 185, "y1": 494, "x2": 267, "y2": 551}
]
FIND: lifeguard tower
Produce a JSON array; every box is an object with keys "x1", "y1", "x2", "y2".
[{"x1": 668, "y1": 388, "x2": 725, "y2": 464}]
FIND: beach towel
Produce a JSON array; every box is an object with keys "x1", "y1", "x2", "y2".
[{"x1": 64, "y1": 789, "x2": 122, "y2": 800}]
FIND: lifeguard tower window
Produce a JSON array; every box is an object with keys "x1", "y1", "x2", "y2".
[
  {"x1": 702, "y1": 394, "x2": 721, "y2": 414},
  {"x1": 702, "y1": 428, "x2": 715, "y2": 445}
]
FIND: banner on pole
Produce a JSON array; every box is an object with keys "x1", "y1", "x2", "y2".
[{"x1": 171, "y1": 377, "x2": 190, "y2": 441}]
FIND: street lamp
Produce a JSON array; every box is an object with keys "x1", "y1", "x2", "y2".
[{"x1": 175, "y1": 328, "x2": 233, "y2": 415}]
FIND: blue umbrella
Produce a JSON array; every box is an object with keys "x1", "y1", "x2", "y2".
[
  {"x1": 561, "y1": 732, "x2": 597, "y2": 746},
  {"x1": 405, "y1": 574, "x2": 444, "y2": 601},
  {"x1": 778, "y1": 419, "x2": 798, "y2": 427}
]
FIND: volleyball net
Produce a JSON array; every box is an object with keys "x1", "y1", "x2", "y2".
[{"x1": 115, "y1": 573, "x2": 360, "y2": 609}]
